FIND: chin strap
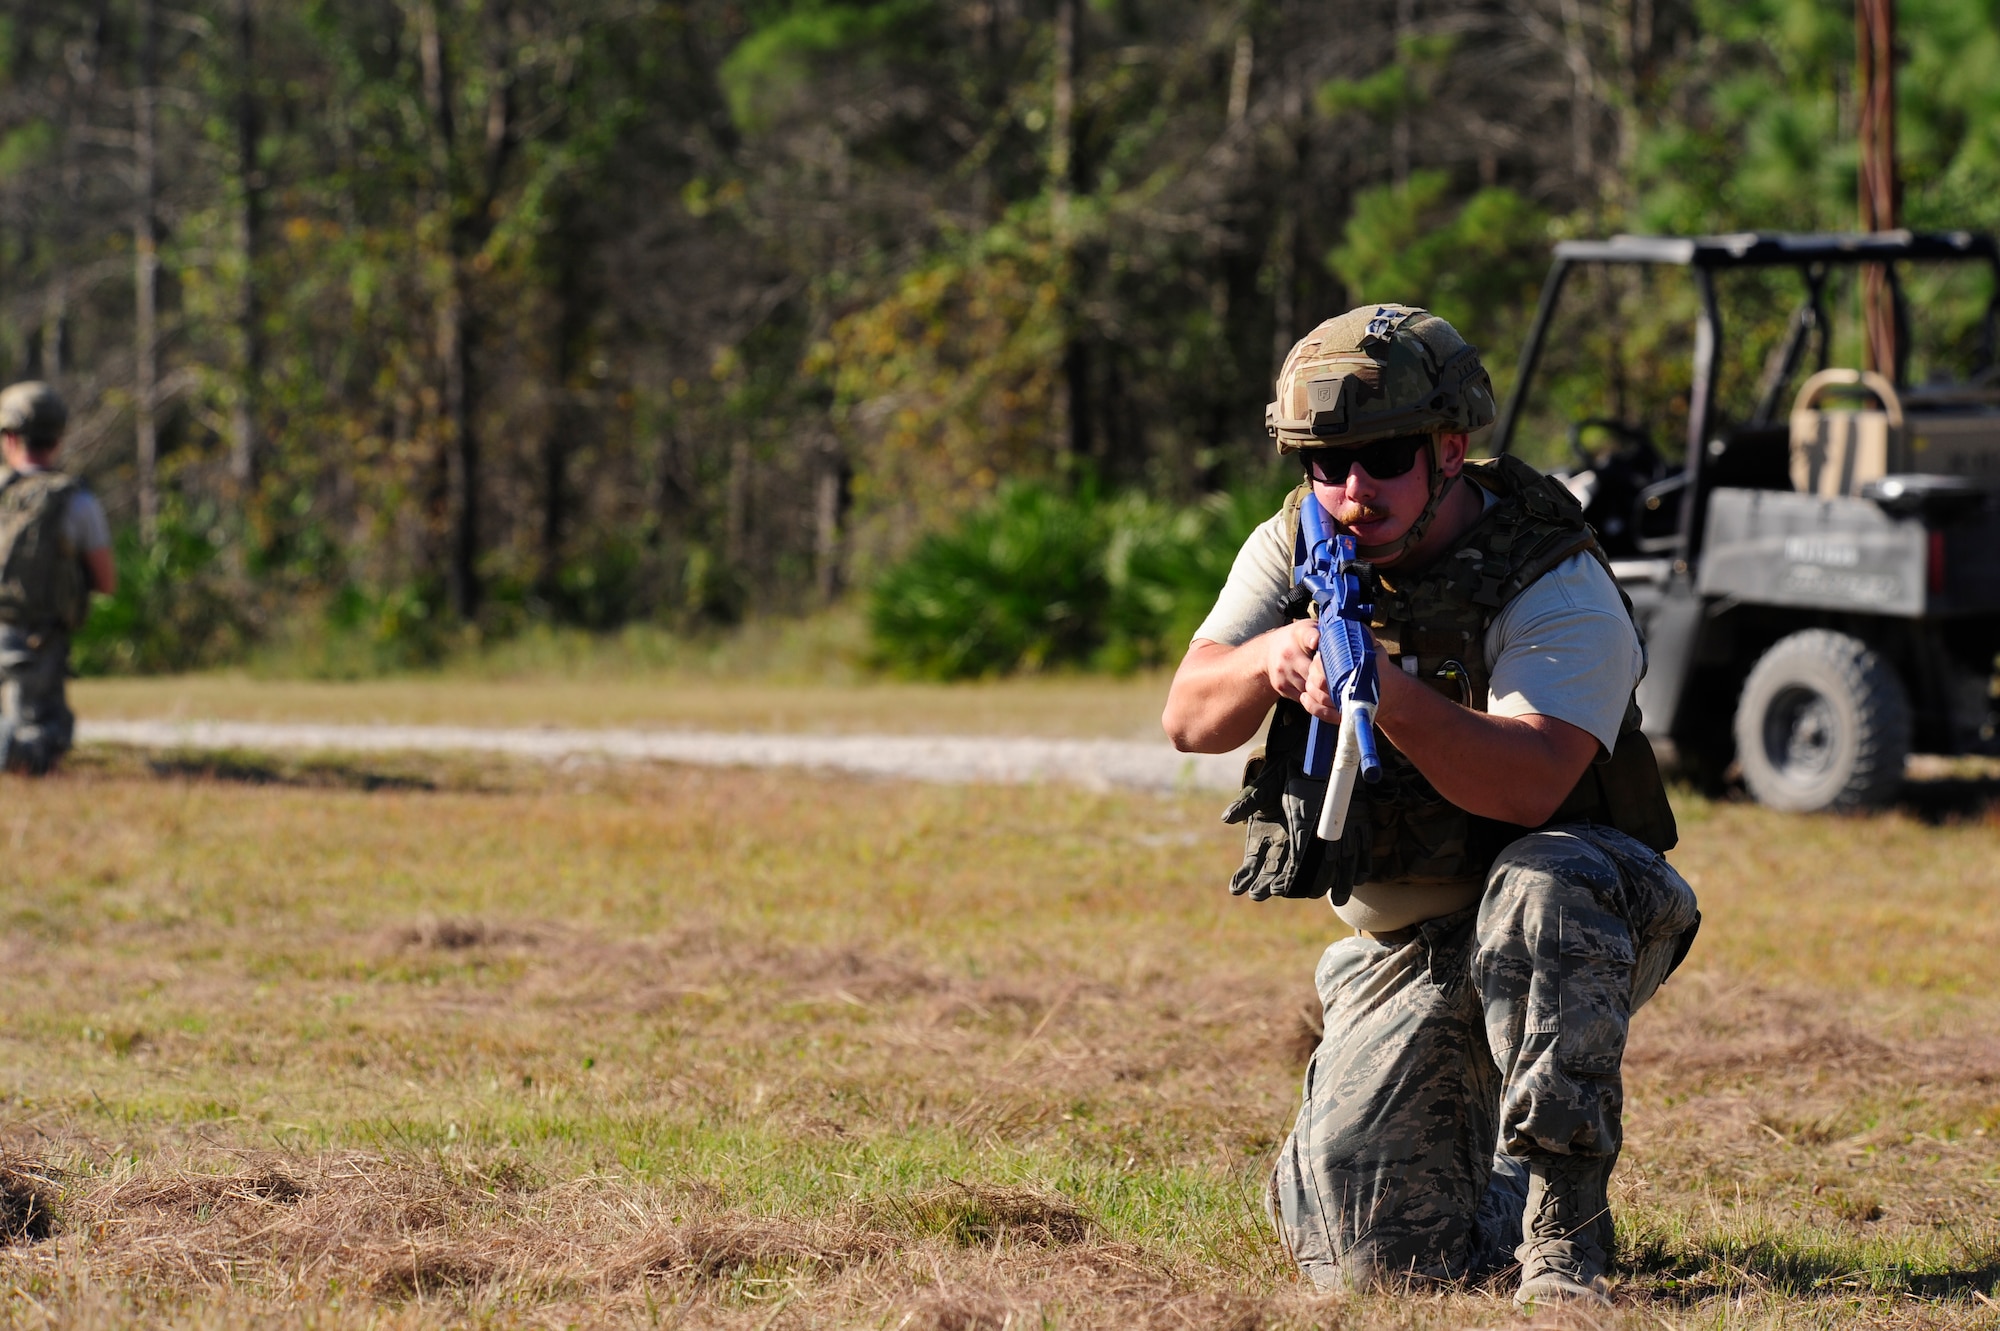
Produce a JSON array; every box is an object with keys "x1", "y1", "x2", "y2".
[{"x1": 1354, "y1": 436, "x2": 1459, "y2": 563}]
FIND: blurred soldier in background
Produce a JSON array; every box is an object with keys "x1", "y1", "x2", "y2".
[
  {"x1": 0, "y1": 382, "x2": 115, "y2": 775},
  {"x1": 1161, "y1": 306, "x2": 1699, "y2": 1306}
]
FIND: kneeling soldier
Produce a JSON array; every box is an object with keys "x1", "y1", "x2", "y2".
[
  {"x1": 1162, "y1": 306, "x2": 1699, "y2": 1305},
  {"x1": 0, "y1": 382, "x2": 116, "y2": 775}
]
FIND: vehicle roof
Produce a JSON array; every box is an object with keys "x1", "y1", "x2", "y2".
[{"x1": 1553, "y1": 229, "x2": 1999, "y2": 267}]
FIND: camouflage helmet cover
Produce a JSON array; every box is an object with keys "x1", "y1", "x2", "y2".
[
  {"x1": 0, "y1": 381, "x2": 68, "y2": 446},
  {"x1": 1265, "y1": 304, "x2": 1496, "y2": 452}
]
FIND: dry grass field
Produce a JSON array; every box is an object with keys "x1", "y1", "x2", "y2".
[
  {"x1": 69, "y1": 673, "x2": 1177, "y2": 739},
  {"x1": 4, "y1": 736, "x2": 2000, "y2": 1327}
]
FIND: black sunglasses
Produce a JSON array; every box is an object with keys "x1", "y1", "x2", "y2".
[{"x1": 1298, "y1": 433, "x2": 1432, "y2": 485}]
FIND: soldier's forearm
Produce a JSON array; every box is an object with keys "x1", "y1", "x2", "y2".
[
  {"x1": 84, "y1": 548, "x2": 116, "y2": 596},
  {"x1": 1373, "y1": 663, "x2": 1598, "y2": 825},
  {"x1": 1162, "y1": 638, "x2": 1281, "y2": 753}
]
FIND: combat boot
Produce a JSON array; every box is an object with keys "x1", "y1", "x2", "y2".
[{"x1": 1514, "y1": 1152, "x2": 1613, "y2": 1308}]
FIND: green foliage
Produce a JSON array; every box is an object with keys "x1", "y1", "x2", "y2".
[
  {"x1": 867, "y1": 477, "x2": 1289, "y2": 679},
  {"x1": 1634, "y1": 0, "x2": 2000, "y2": 237},
  {"x1": 0, "y1": 120, "x2": 53, "y2": 180},
  {"x1": 545, "y1": 533, "x2": 647, "y2": 632},
  {"x1": 1096, "y1": 484, "x2": 1292, "y2": 674},
  {"x1": 1574, "y1": 0, "x2": 2000, "y2": 471},
  {"x1": 1316, "y1": 35, "x2": 1456, "y2": 118},
  {"x1": 1316, "y1": 64, "x2": 1418, "y2": 120},
  {"x1": 720, "y1": 0, "x2": 935, "y2": 131},
  {"x1": 1329, "y1": 174, "x2": 1547, "y2": 324},
  {"x1": 815, "y1": 206, "x2": 1074, "y2": 563},
  {"x1": 9, "y1": 0, "x2": 2000, "y2": 680},
  {"x1": 1326, "y1": 172, "x2": 1550, "y2": 391},
  {"x1": 306, "y1": 582, "x2": 453, "y2": 677},
  {"x1": 72, "y1": 506, "x2": 249, "y2": 676},
  {"x1": 868, "y1": 482, "x2": 1108, "y2": 679}
]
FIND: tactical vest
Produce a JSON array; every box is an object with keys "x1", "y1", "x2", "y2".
[
  {"x1": 0, "y1": 468, "x2": 89, "y2": 632},
  {"x1": 1225, "y1": 455, "x2": 1677, "y2": 903}
]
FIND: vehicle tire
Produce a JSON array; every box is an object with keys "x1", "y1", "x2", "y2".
[{"x1": 1732, "y1": 629, "x2": 1910, "y2": 813}]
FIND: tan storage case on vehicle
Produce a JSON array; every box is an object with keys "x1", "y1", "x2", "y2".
[
  {"x1": 1789, "y1": 369, "x2": 1904, "y2": 497},
  {"x1": 1791, "y1": 368, "x2": 2000, "y2": 496}
]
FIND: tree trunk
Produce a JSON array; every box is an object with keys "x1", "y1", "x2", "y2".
[
  {"x1": 1393, "y1": 0, "x2": 1414, "y2": 185},
  {"x1": 726, "y1": 432, "x2": 750, "y2": 571},
  {"x1": 438, "y1": 279, "x2": 480, "y2": 619},
  {"x1": 39, "y1": 9, "x2": 97, "y2": 392},
  {"x1": 1227, "y1": 33, "x2": 1253, "y2": 126},
  {"x1": 1558, "y1": 0, "x2": 1598, "y2": 186},
  {"x1": 1062, "y1": 340, "x2": 1091, "y2": 463},
  {"x1": 416, "y1": 0, "x2": 514, "y2": 621},
  {"x1": 1050, "y1": 0, "x2": 1084, "y2": 472},
  {"x1": 231, "y1": 0, "x2": 262, "y2": 495},
  {"x1": 1612, "y1": 0, "x2": 1653, "y2": 179},
  {"x1": 540, "y1": 396, "x2": 567, "y2": 599},
  {"x1": 416, "y1": 0, "x2": 476, "y2": 616},
  {"x1": 37, "y1": 282, "x2": 66, "y2": 384},
  {"x1": 540, "y1": 260, "x2": 584, "y2": 602},
  {"x1": 1050, "y1": 0, "x2": 1075, "y2": 227},
  {"x1": 134, "y1": 0, "x2": 160, "y2": 544},
  {"x1": 1270, "y1": 28, "x2": 1307, "y2": 376},
  {"x1": 813, "y1": 435, "x2": 845, "y2": 604}
]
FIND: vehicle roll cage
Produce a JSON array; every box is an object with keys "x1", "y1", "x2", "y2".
[{"x1": 1491, "y1": 230, "x2": 2000, "y2": 565}]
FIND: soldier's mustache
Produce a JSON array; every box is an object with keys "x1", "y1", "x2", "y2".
[{"x1": 1338, "y1": 501, "x2": 1391, "y2": 524}]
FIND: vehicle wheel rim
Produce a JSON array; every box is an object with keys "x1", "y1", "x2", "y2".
[{"x1": 1764, "y1": 685, "x2": 1838, "y2": 784}]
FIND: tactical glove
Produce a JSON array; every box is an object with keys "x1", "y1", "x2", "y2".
[{"x1": 1221, "y1": 729, "x2": 1371, "y2": 905}]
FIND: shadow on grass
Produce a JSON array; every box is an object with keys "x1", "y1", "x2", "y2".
[
  {"x1": 142, "y1": 753, "x2": 439, "y2": 792},
  {"x1": 1620, "y1": 1232, "x2": 2000, "y2": 1304},
  {"x1": 66, "y1": 745, "x2": 444, "y2": 793},
  {"x1": 1897, "y1": 775, "x2": 2000, "y2": 825}
]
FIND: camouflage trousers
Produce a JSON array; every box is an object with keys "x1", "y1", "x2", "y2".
[
  {"x1": 0, "y1": 626, "x2": 74, "y2": 775},
  {"x1": 1272, "y1": 823, "x2": 1699, "y2": 1290}
]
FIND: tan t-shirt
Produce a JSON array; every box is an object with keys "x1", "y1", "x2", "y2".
[{"x1": 1193, "y1": 493, "x2": 1643, "y2": 932}]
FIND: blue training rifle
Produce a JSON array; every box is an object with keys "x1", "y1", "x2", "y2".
[{"x1": 1294, "y1": 495, "x2": 1382, "y2": 841}]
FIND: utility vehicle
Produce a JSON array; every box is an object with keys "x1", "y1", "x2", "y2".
[{"x1": 1493, "y1": 231, "x2": 2000, "y2": 812}]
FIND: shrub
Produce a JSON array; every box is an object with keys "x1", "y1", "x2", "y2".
[
  {"x1": 72, "y1": 504, "x2": 252, "y2": 675},
  {"x1": 868, "y1": 482, "x2": 1109, "y2": 678},
  {"x1": 867, "y1": 477, "x2": 1290, "y2": 679},
  {"x1": 1099, "y1": 484, "x2": 1289, "y2": 672}
]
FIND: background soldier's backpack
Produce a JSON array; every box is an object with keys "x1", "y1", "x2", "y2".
[{"x1": 0, "y1": 469, "x2": 87, "y2": 631}]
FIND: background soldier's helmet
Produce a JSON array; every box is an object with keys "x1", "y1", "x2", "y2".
[
  {"x1": 0, "y1": 382, "x2": 68, "y2": 446},
  {"x1": 1266, "y1": 304, "x2": 1496, "y2": 452}
]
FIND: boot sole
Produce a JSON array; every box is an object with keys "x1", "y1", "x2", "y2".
[{"x1": 1515, "y1": 1273, "x2": 1612, "y2": 1308}]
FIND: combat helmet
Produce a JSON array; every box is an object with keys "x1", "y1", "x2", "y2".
[
  {"x1": 1267, "y1": 304, "x2": 1494, "y2": 449},
  {"x1": 0, "y1": 382, "x2": 68, "y2": 447},
  {"x1": 1268, "y1": 305, "x2": 1496, "y2": 559}
]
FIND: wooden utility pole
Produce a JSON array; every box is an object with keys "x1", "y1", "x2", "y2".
[{"x1": 1857, "y1": 0, "x2": 1898, "y2": 378}]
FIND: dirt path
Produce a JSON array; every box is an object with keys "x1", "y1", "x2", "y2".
[{"x1": 78, "y1": 719, "x2": 1253, "y2": 793}]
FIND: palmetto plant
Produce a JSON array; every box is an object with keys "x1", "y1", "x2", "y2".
[
  {"x1": 869, "y1": 483, "x2": 1110, "y2": 679},
  {"x1": 868, "y1": 479, "x2": 1289, "y2": 679}
]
